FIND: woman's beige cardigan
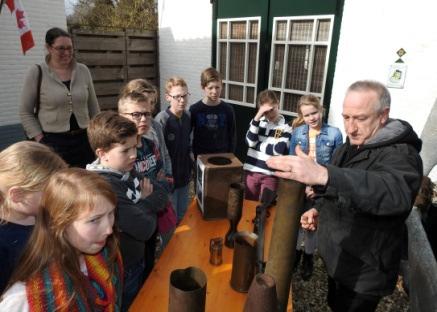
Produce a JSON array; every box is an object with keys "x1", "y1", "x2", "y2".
[{"x1": 20, "y1": 57, "x2": 100, "y2": 139}]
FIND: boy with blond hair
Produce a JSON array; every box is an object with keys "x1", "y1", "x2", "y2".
[
  {"x1": 118, "y1": 90, "x2": 175, "y2": 252},
  {"x1": 155, "y1": 77, "x2": 192, "y2": 222},
  {"x1": 120, "y1": 79, "x2": 173, "y2": 178},
  {"x1": 189, "y1": 67, "x2": 236, "y2": 159},
  {"x1": 118, "y1": 91, "x2": 167, "y2": 183},
  {"x1": 87, "y1": 111, "x2": 167, "y2": 311}
]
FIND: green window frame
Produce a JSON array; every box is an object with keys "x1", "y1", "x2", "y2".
[
  {"x1": 216, "y1": 17, "x2": 261, "y2": 107},
  {"x1": 268, "y1": 15, "x2": 335, "y2": 116}
]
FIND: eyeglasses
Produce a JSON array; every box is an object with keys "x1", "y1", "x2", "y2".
[
  {"x1": 51, "y1": 45, "x2": 73, "y2": 53},
  {"x1": 168, "y1": 93, "x2": 190, "y2": 102},
  {"x1": 121, "y1": 112, "x2": 152, "y2": 121}
]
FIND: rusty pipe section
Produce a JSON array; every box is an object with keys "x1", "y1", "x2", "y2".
[
  {"x1": 244, "y1": 273, "x2": 278, "y2": 312},
  {"x1": 225, "y1": 182, "x2": 245, "y2": 248},
  {"x1": 169, "y1": 266, "x2": 207, "y2": 312},
  {"x1": 230, "y1": 231, "x2": 257, "y2": 292},
  {"x1": 265, "y1": 178, "x2": 305, "y2": 312}
]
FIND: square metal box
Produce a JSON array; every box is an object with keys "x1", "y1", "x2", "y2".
[{"x1": 196, "y1": 153, "x2": 243, "y2": 220}]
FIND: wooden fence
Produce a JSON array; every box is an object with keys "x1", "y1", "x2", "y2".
[{"x1": 72, "y1": 29, "x2": 158, "y2": 110}]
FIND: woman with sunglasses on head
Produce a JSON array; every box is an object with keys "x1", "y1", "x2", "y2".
[{"x1": 20, "y1": 27, "x2": 99, "y2": 168}]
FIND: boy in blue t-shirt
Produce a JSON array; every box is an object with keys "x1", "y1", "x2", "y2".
[{"x1": 189, "y1": 67, "x2": 236, "y2": 159}]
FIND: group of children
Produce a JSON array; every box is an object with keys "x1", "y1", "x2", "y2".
[
  {"x1": 243, "y1": 90, "x2": 342, "y2": 281},
  {"x1": 0, "y1": 66, "x2": 343, "y2": 311}
]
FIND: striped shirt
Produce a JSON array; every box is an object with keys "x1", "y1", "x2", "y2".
[{"x1": 243, "y1": 115, "x2": 293, "y2": 175}]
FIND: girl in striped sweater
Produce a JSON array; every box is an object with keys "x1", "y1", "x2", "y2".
[{"x1": 243, "y1": 90, "x2": 293, "y2": 201}]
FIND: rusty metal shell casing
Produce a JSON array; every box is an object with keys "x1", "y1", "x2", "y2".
[
  {"x1": 225, "y1": 182, "x2": 245, "y2": 248},
  {"x1": 265, "y1": 178, "x2": 305, "y2": 312},
  {"x1": 243, "y1": 273, "x2": 278, "y2": 312},
  {"x1": 230, "y1": 231, "x2": 258, "y2": 292},
  {"x1": 169, "y1": 266, "x2": 207, "y2": 312}
]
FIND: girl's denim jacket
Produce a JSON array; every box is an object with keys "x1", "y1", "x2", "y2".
[{"x1": 289, "y1": 123, "x2": 343, "y2": 164}]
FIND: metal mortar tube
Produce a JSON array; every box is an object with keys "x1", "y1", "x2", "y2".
[
  {"x1": 169, "y1": 266, "x2": 207, "y2": 312},
  {"x1": 265, "y1": 178, "x2": 305, "y2": 312}
]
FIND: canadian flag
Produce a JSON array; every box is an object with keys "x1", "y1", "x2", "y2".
[{"x1": 5, "y1": 0, "x2": 35, "y2": 54}]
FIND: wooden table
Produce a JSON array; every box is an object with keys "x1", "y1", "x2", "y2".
[{"x1": 130, "y1": 199, "x2": 291, "y2": 311}]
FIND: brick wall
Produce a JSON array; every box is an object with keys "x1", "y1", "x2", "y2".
[
  {"x1": 0, "y1": 0, "x2": 66, "y2": 147},
  {"x1": 157, "y1": 0, "x2": 212, "y2": 111}
]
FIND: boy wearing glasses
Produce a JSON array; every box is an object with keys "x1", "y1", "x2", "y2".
[
  {"x1": 118, "y1": 91, "x2": 167, "y2": 182},
  {"x1": 120, "y1": 79, "x2": 173, "y2": 180},
  {"x1": 189, "y1": 67, "x2": 236, "y2": 159},
  {"x1": 118, "y1": 91, "x2": 175, "y2": 255},
  {"x1": 155, "y1": 77, "x2": 192, "y2": 222},
  {"x1": 86, "y1": 111, "x2": 168, "y2": 311}
]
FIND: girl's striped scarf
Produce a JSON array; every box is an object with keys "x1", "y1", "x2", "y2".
[{"x1": 25, "y1": 247, "x2": 123, "y2": 312}]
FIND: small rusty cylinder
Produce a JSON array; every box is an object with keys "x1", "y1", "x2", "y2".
[
  {"x1": 225, "y1": 182, "x2": 245, "y2": 248},
  {"x1": 265, "y1": 178, "x2": 305, "y2": 312},
  {"x1": 169, "y1": 266, "x2": 207, "y2": 312},
  {"x1": 243, "y1": 273, "x2": 278, "y2": 312},
  {"x1": 230, "y1": 231, "x2": 257, "y2": 292},
  {"x1": 227, "y1": 182, "x2": 245, "y2": 219},
  {"x1": 209, "y1": 237, "x2": 224, "y2": 266}
]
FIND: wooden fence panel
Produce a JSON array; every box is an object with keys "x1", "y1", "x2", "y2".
[
  {"x1": 75, "y1": 52, "x2": 125, "y2": 66},
  {"x1": 127, "y1": 66, "x2": 156, "y2": 81},
  {"x1": 98, "y1": 96, "x2": 120, "y2": 111},
  {"x1": 128, "y1": 38, "x2": 156, "y2": 51},
  {"x1": 128, "y1": 53, "x2": 155, "y2": 65},
  {"x1": 73, "y1": 36, "x2": 125, "y2": 51},
  {"x1": 89, "y1": 67, "x2": 125, "y2": 81},
  {"x1": 72, "y1": 29, "x2": 158, "y2": 110},
  {"x1": 94, "y1": 81, "x2": 125, "y2": 96}
]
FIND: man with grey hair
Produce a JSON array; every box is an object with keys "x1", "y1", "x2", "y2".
[{"x1": 267, "y1": 80, "x2": 422, "y2": 311}]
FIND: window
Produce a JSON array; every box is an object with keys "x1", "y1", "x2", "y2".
[
  {"x1": 217, "y1": 17, "x2": 261, "y2": 107},
  {"x1": 269, "y1": 15, "x2": 334, "y2": 115}
]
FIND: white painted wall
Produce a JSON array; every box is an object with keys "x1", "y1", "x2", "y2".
[
  {"x1": 329, "y1": 0, "x2": 437, "y2": 138},
  {"x1": 157, "y1": 0, "x2": 437, "y2": 177},
  {"x1": 157, "y1": 0, "x2": 212, "y2": 110},
  {"x1": 0, "y1": 0, "x2": 67, "y2": 127},
  {"x1": 157, "y1": 0, "x2": 437, "y2": 139}
]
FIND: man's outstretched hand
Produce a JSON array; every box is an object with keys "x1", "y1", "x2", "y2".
[{"x1": 266, "y1": 145, "x2": 329, "y2": 186}]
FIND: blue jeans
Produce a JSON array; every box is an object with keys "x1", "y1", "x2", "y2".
[
  {"x1": 171, "y1": 184, "x2": 189, "y2": 222},
  {"x1": 122, "y1": 259, "x2": 146, "y2": 312}
]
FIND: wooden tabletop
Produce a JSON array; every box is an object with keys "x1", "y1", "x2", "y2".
[{"x1": 130, "y1": 199, "x2": 290, "y2": 312}]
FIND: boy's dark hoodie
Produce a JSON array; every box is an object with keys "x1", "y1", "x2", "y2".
[{"x1": 87, "y1": 159, "x2": 167, "y2": 267}]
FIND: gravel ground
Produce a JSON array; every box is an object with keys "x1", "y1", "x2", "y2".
[
  {"x1": 290, "y1": 179, "x2": 437, "y2": 311},
  {"x1": 291, "y1": 253, "x2": 409, "y2": 312}
]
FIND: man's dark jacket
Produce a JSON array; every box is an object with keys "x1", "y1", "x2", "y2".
[{"x1": 315, "y1": 119, "x2": 422, "y2": 296}]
